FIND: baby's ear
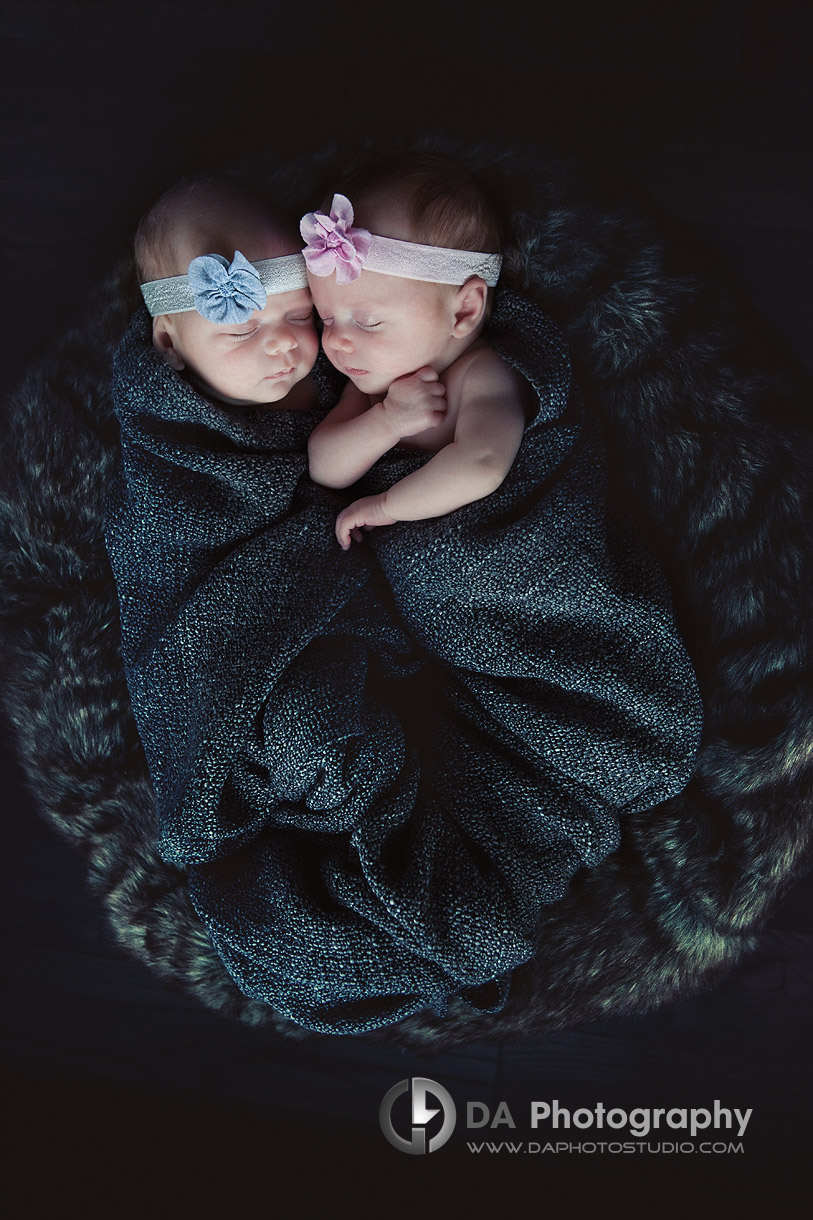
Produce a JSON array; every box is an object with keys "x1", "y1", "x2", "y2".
[
  {"x1": 152, "y1": 316, "x2": 186, "y2": 371},
  {"x1": 452, "y1": 278, "x2": 488, "y2": 337}
]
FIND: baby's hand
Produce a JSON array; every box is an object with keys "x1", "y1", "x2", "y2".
[
  {"x1": 335, "y1": 495, "x2": 398, "y2": 550},
  {"x1": 381, "y1": 367, "x2": 446, "y2": 439}
]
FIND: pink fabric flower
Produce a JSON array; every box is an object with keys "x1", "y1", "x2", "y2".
[{"x1": 300, "y1": 194, "x2": 372, "y2": 284}]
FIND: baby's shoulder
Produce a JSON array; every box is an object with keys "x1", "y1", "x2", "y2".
[
  {"x1": 445, "y1": 340, "x2": 504, "y2": 392},
  {"x1": 454, "y1": 339, "x2": 504, "y2": 375},
  {"x1": 455, "y1": 341, "x2": 534, "y2": 414}
]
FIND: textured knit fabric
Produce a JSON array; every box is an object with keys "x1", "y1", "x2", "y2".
[
  {"x1": 103, "y1": 290, "x2": 701, "y2": 1035},
  {"x1": 3, "y1": 143, "x2": 810, "y2": 1049}
]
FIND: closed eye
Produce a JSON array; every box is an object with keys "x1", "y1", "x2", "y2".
[
  {"x1": 356, "y1": 321, "x2": 381, "y2": 331},
  {"x1": 228, "y1": 327, "x2": 259, "y2": 340}
]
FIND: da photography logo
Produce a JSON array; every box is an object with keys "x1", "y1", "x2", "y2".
[{"x1": 380, "y1": 1078, "x2": 456, "y2": 1154}]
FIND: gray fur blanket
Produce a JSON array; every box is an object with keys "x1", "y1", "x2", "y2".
[
  {"x1": 1, "y1": 141, "x2": 810, "y2": 1047},
  {"x1": 104, "y1": 294, "x2": 700, "y2": 1034}
]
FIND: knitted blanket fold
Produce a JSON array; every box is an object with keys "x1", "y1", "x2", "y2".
[{"x1": 104, "y1": 294, "x2": 701, "y2": 1035}]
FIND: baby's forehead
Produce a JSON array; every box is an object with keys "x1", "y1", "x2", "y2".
[
  {"x1": 310, "y1": 271, "x2": 444, "y2": 315},
  {"x1": 175, "y1": 283, "x2": 313, "y2": 338},
  {"x1": 309, "y1": 271, "x2": 389, "y2": 300}
]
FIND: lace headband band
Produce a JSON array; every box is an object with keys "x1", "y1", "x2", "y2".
[
  {"x1": 300, "y1": 194, "x2": 502, "y2": 288},
  {"x1": 140, "y1": 251, "x2": 309, "y2": 323}
]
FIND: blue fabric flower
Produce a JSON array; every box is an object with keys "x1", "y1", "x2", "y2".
[{"x1": 187, "y1": 250, "x2": 267, "y2": 324}]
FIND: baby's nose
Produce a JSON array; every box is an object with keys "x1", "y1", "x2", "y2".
[
  {"x1": 328, "y1": 327, "x2": 353, "y2": 353},
  {"x1": 265, "y1": 329, "x2": 297, "y2": 354}
]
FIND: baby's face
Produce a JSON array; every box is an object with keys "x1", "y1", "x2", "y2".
[
  {"x1": 155, "y1": 286, "x2": 319, "y2": 407},
  {"x1": 308, "y1": 269, "x2": 460, "y2": 398}
]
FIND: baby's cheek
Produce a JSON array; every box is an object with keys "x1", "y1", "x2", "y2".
[{"x1": 303, "y1": 327, "x2": 320, "y2": 366}]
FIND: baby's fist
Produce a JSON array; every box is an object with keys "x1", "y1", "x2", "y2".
[
  {"x1": 335, "y1": 495, "x2": 398, "y2": 550},
  {"x1": 382, "y1": 367, "x2": 447, "y2": 439}
]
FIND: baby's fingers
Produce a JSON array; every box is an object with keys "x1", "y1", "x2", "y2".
[
  {"x1": 335, "y1": 512, "x2": 355, "y2": 550},
  {"x1": 415, "y1": 366, "x2": 439, "y2": 382}
]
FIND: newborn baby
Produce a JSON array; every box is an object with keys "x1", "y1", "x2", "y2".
[
  {"x1": 304, "y1": 153, "x2": 533, "y2": 547},
  {"x1": 136, "y1": 173, "x2": 319, "y2": 409}
]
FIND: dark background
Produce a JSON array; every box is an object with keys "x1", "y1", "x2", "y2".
[{"x1": 2, "y1": 0, "x2": 811, "y2": 1206}]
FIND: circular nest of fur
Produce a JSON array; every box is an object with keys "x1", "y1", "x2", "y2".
[{"x1": 1, "y1": 139, "x2": 811, "y2": 1048}]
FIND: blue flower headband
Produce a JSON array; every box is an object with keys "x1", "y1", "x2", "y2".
[{"x1": 140, "y1": 250, "x2": 309, "y2": 323}]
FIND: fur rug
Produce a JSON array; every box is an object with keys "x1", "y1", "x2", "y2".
[{"x1": 1, "y1": 138, "x2": 811, "y2": 1047}]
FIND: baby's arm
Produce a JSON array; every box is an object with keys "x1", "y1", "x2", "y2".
[
  {"x1": 335, "y1": 353, "x2": 529, "y2": 548},
  {"x1": 308, "y1": 369, "x2": 446, "y2": 488}
]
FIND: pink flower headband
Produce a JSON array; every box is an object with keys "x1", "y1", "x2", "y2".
[{"x1": 299, "y1": 194, "x2": 502, "y2": 288}]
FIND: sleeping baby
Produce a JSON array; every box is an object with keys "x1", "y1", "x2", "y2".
[
  {"x1": 135, "y1": 173, "x2": 319, "y2": 410},
  {"x1": 303, "y1": 155, "x2": 532, "y2": 548}
]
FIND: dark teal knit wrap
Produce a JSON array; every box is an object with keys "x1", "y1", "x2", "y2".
[{"x1": 104, "y1": 291, "x2": 701, "y2": 1034}]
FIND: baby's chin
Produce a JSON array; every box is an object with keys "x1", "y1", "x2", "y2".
[
  {"x1": 192, "y1": 369, "x2": 306, "y2": 408},
  {"x1": 345, "y1": 370, "x2": 392, "y2": 397},
  {"x1": 254, "y1": 375, "x2": 304, "y2": 405}
]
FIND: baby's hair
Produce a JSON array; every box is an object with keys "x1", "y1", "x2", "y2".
[
  {"x1": 338, "y1": 151, "x2": 503, "y2": 318},
  {"x1": 339, "y1": 151, "x2": 504, "y2": 256},
  {"x1": 135, "y1": 174, "x2": 298, "y2": 284}
]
